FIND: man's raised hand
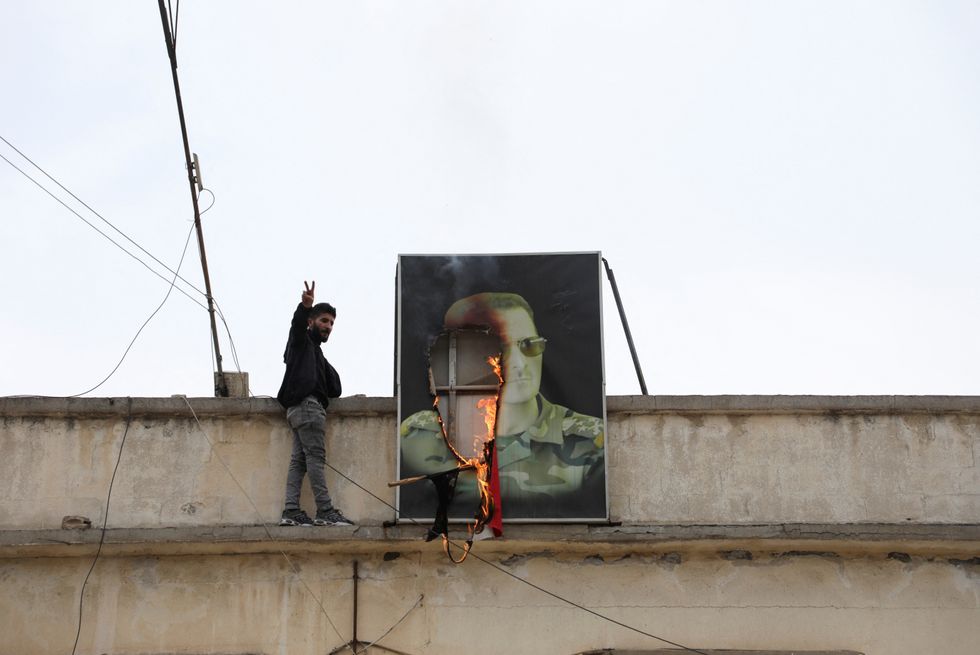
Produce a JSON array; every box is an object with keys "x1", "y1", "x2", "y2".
[{"x1": 302, "y1": 280, "x2": 315, "y2": 308}]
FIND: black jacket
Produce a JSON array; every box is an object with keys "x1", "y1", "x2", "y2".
[{"x1": 276, "y1": 303, "x2": 342, "y2": 408}]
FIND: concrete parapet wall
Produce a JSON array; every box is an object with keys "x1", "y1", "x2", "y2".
[
  {"x1": 0, "y1": 396, "x2": 397, "y2": 530},
  {"x1": 1, "y1": 550, "x2": 978, "y2": 655},
  {"x1": 1, "y1": 395, "x2": 978, "y2": 530},
  {"x1": 2, "y1": 396, "x2": 979, "y2": 655}
]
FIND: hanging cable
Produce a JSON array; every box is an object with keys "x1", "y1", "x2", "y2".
[
  {"x1": 0, "y1": 149, "x2": 208, "y2": 311},
  {"x1": 179, "y1": 396, "x2": 353, "y2": 652},
  {"x1": 69, "y1": 219, "x2": 196, "y2": 397},
  {"x1": 70, "y1": 398, "x2": 132, "y2": 655},
  {"x1": 198, "y1": 188, "x2": 215, "y2": 215},
  {"x1": 186, "y1": 187, "x2": 245, "y2": 395},
  {"x1": 178, "y1": 385, "x2": 708, "y2": 653},
  {"x1": 213, "y1": 299, "x2": 247, "y2": 390},
  {"x1": 0, "y1": 135, "x2": 212, "y2": 302},
  {"x1": 167, "y1": 0, "x2": 180, "y2": 53},
  {"x1": 320, "y1": 460, "x2": 711, "y2": 655},
  {"x1": 352, "y1": 594, "x2": 423, "y2": 655},
  {"x1": 196, "y1": 186, "x2": 248, "y2": 394},
  {"x1": 1, "y1": 138, "x2": 250, "y2": 397},
  {"x1": 155, "y1": 0, "x2": 230, "y2": 398}
]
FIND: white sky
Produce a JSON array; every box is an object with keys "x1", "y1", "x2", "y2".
[{"x1": 2, "y1": 1, "x2": 978, "y2": 399}]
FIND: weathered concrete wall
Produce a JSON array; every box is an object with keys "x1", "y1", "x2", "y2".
[
  {"x1": 613, "y1": 412, "x2": 980, "y2": 524},
  {"x1": 2, "y1": 550, "x2": 978, "y2": 655},
  {"x1": 1, "y1": 396, "x2": 978, "y2": 529},
  {"x1": 0, "y1": 397, "x2": 397, "y2": 530},
  {"x1": 1, "y1": 396, "x2": 979, "y2": 655}
]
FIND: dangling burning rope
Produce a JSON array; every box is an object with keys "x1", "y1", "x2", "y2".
[
  {"x1": 390, "y1": 346, "x2": 503, "y2": 563},
  {"x1": 388, "y1": 437, "x2": 497, "y2": 564}
]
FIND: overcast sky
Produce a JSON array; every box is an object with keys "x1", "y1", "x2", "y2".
[{"x1": 2, "y1": 1, "x2": 978, "y2": 399}]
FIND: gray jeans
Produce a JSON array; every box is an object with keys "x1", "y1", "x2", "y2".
[{"x1": 283, "y1": 396, "x2": 334, "y2": 513}]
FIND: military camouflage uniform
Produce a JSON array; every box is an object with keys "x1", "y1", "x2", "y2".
[
  {"x1": 400, "y1": 395, "x2": 604, "y2": 517},
  {"x1": 495, "y1": 395, "x2": 604, "y2": 499}
]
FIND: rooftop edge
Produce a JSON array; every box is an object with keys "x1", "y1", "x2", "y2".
[{"x1": 3, "y1": 395, "x2": 980, "y2": 418}]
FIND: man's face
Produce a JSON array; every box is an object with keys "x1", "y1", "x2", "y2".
[
  {"x1": 497, "y1": 307, "x2": 543, "y2": 405},
  {"x1": 308, "y1": 312, "x2": 335, "y2": 342}
]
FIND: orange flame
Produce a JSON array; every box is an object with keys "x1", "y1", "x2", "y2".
[
  {"x1": 476, "y1": 355, "x2": 502, "y2": 453},
  {"x1": 465, "y1": 354, "x2": 502, "y2": 536},
  {"x1": 475, "y1": 398, "x2": 496, "y2": 457},
  {"x1": 431, "y1": 353, "x2": 503, "y2": 561},
  {"x1": 488, "y1": 354, "x2": 502, "y2": 381}
]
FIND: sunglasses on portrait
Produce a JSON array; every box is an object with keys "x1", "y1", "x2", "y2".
[{"x1": 504, "y1": 336, "x2": 547, "y2": 357}]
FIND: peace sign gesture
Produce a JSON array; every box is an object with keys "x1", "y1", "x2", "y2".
[{"x1": 301, "y1": 280, "x2": 315, "y2": 308}]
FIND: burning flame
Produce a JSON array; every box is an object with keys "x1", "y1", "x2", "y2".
[
  {"x1": 487, "y1": 353, "x2": 502, "y2": 381},
  {"x1": 476, "y1": 355, "x2": 502, "y2": 455},
  {"x1": 475, "y1": 398, "x2": 497, "y2": 458},
  {"x1": 465, "y1": 355, "x2": 503, "y2": 538},
  {"x1": 427, "y1": 352, "x2": 503, "y2": 563}
]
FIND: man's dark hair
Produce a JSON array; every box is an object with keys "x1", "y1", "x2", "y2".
[{"x1": 310, "y1": 302, "x2": 336, "y2": 319}]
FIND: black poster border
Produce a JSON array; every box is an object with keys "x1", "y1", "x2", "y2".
[{"x1": 395, "y1": 252, "x2": 609, "y2": 523}]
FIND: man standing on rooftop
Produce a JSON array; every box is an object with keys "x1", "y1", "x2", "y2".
[{"x1": 276, "y1": 281, "x2": 353, "y2": 527}]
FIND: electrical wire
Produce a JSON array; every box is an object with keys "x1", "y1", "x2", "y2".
[
  {"x1": 66, "y1": 379, "x2": 705, "y2": 653},
  {"x1": 457, "y1": 548, "x2": 709, "y2": 655},
  {"x1": 197, "y1": 188, "x2": 228, "y2": 381},
  {"x1": 4, "y1": 138, "x2": 701, "y2": 652},
  {"x1": 198, "y1": 187, "x2": 215, "y2": 215},
  {"x1": 179, "y1": 396, "x2": 353, "y2": 653},
  {"x1": 1, "y1": 137, "x2": 252, "y2": 398},
  {"x1": 0, "y1": 150, "x2": 208, "y2": 311},
  {"x1": 184, "y1": 393, "x2": 425, "y2": 655},
  {"x1": 208, "y1": 312, "x2": 217, "y2": 377},
  {"x1": 180, "y1": 384, "x2": 707, "y2": 654},
  {"x1": 71, "y1": 398, "x2": 132, "y2": 655},
  {"x1": 319, "y1": 460, "x2": 711, "y2": 655},
  {"x1": 167, "y1": 0, "x2": 180, "y2": 52},
  {"x1": 1, "y1": 137, "x2": 250, "y2": 398},
  {"x1": 69, "y1": 219, "x2": 196, "y2": 397},
  {"x1": 213, "y1": 298, "x2": 248, "y2": 393},
  {"x1": 195, "y1": 189, "x2": 245, "y2": 390},
  {"x1": 195, "y1": 187, "x2": 241, "y2": 381},
  {"x1": 352, "y1": 594, "x2": 424, "y2": 655},
  {"x1": 0, "y1": 135, "x2": 211, "y2": 304}
]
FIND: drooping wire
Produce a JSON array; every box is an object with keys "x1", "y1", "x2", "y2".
[
  {"x1": 196, "y1": 188, "x2": 241, "y2": 385},
  {"x1": 352, "y1": 594, "x2": 424, "y2": 655},
  {"x1": 208, "y1": 310, "x2": 218, "y2": 375},
  {"x1": 213, "y1": 299, "x2": 248, "y2": 390},
  {"x1": 319, "y1": 460, "x2": 711, "y2": 655},
  {"x1": 179, "y1": 396, "x2": 353, "y2": 652},
  {"x1": 180, "y1": 385, "x2": 707, "y2": 652},
  {"x1": 0, "y1": 148, "x2": 208, "y2": 311},
  {"x1": 198, "y1": 186, "x2": 248, "y2": 394},
  {"x1": 71, "y1": 398, "x2": 132, "y2": 655},
  {"x1": 69, "y1": 219, "x2": 196, "y2": 397},
  {"x1": 198, "y1": 188, "x2": 215, "y2": 216},
  {"x1": 453, "y1": 546, "x2": 709, "y2": 655},
  {"x1": 4, "y1": 129, "x2": 701, "y2": 650},
  {"x1": 0, "y1": 135, "x2": 211, "y2": 303},
  {"x1": 177, "y1": 379, "x2": 707, "y2": 654},
  {"x1": 194, "y1": 185, "x2": 245, "y2": 385},
  {"x1": 2, "y1": 138, "x2": 251, "y2": 397}
]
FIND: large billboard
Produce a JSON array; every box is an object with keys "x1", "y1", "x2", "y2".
[{"x1": 396, "y1": 252, "x2": 607, "y2": 523}]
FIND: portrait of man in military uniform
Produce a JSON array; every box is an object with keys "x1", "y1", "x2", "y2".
[{"x1": 397, "y1": 253, "x2": 607, "y2": 521}]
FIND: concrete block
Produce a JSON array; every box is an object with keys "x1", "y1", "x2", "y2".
[{"x1": 215, "y1": 371, "x2": 249, "y2": 398}]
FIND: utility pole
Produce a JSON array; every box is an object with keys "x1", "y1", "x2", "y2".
[{"x1": 157, "y1": 0, "x2": 228, "y2": 397}]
